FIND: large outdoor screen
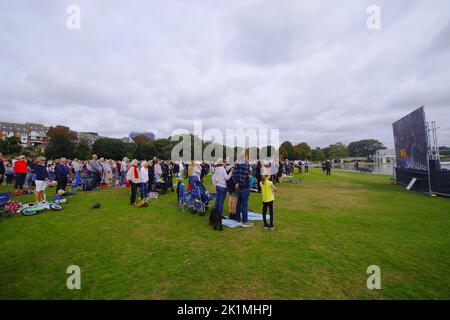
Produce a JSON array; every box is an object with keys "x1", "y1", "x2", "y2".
[{"x1": 392, "y1": 107, "x2": 428, "y2": 171}]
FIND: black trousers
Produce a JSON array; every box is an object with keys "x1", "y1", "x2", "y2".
[
  {"x1": 262, "y1": 201, "x2": 274, "y2": 227},
  {"x1": 56, "y1": 176, "x2": 68, "y2": 192},
  {"x1": 14, "y1": 172, "x2": 26, "y2": 189},
  {"x1": 93, "y1": 171, "x2": 101, "y2": 187},
  {"x1": 256, "y1": 175, "x2": 261, "y2": 192},
  {"x1": 6, "y1": 174, "x2": 13, "y2": 184},
  {"x1": 167, "y1": 175, "x2": 174, "y2": 191},
  {"x1": 326, "y1": 168, "x2": 331, "y2": 175},
  {"x1": 130, "y1": 182, "x2": 138, "y2": 204}
]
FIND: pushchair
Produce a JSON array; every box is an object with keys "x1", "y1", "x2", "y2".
[
  {"x1": 178, "y1": 177, "x2": 216, "y2": 215},
  {"x1": 150, "y1": 180, "x2": 171, "y2": 195},
  {"x1": 72, "y1": 172, "x2": 95, "y2": 191}
]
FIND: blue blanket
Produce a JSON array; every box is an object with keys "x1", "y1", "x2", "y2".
[{"x1": 222, "y1": 211, "x2": 265, "y2": 228}]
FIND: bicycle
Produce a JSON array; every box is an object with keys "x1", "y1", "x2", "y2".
[{"x1": 20, "y1": 192, "x2": 63, "y2": 216}]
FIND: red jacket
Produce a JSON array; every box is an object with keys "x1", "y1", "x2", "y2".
[{"x1": 14, "y1": 160, "x2": 27, "y2": 174}]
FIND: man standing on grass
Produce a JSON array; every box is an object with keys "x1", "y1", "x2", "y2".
[
  {"x1": 90, "y1": 154, "x2": 101, "y2": 187},
  {"x1": 233, "y1": 150, "x2": 253, "y2": 227},
  {"x1": 55, "y1": 157, "x2": 69, "y2": 192},
  {"x1": 326, "y1": 159, "x2": 332, "y2": 176}
]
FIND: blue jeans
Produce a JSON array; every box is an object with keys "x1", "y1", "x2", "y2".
[
  {"x1": 140, "y1": 182, "x2": 148, "y2": 200},
  {"x1": 121, "y1": 171, "x2": 126, "y2": 185},
  {"x1": 236, "y1": 188, "x2": 250, "y2": 223},
  {"x1": 214, "y1": 186, "x2": 227, "y2": 215}
]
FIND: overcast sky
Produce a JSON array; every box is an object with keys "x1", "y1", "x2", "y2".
[{"x1": 0, "y1": 0, "x2": 449, "y2": 148}]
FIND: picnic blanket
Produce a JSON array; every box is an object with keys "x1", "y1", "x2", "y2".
[{"x1": 222, "y1": 211, "x2": 265, "y2": 228}]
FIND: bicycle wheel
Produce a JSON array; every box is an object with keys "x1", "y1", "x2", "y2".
[
  {"x1": 49, "y1": 203, "x2": 63, "y2": 211},
  {"x1": 22, "y1": 208, "x2": 38, "y2": 216}
]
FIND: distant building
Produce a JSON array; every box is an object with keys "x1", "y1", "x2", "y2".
[
  {"x1": 77, "y1": 132, "x2": 101, "y2": 145},
  {"x1": 0, "y1": 122, "x2": 48, "y2": 148},
  {"x1": 129, "y1": 131, "x2": 155, "y2": 141},
  {"x1": 373, "y1": 149, "x2": 395, "y2": 163},
  {"x1": 121, "y1": 136, "x2": 133, "y2": 143}
]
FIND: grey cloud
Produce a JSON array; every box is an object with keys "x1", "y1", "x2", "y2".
[{"x1": 0, "y1": 0, "x2": 449, "y2": 148}]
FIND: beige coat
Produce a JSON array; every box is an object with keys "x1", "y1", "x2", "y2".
[{"x1": 126, "y1": 166, "x2": 140, "y2": 184}]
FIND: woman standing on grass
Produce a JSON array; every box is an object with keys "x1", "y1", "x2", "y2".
[
  {"x1": 126, "y1": 159, "x2": 140, "y2": 205},
  {"x1": 34, "y1": 157, "x2": 48, "y2": 202},
  {"x1": 13, "y1": 155, "x2": 27, "y2": 194},
  {"x1": 212, "y1": 159, "x2": 233, "y2": 217},
  {"x1": 5, "y1": 160, "x2": 14, "y2": 184},
  {"x1": 260, "y1": 175, "x2": 276, "y2": 230},
  {"x1": 153, "y1": 159, "x2": 162, "y2": 182},
  {"x1": 139, "y1": 161, "x2": 149, "y2": 200},
  {"x1": 226, "y1": 163, "x2": 237, "y2": 220}
]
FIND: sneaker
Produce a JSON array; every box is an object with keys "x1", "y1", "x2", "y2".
[
  {"x1": 241, "y1": 222, "x2": 254, "y2": 228},
  {"x1": 269, "y1": 225, "x2": 275, "y2": 230},
  {"x1": 264, "y1": 224, "x2": 269, "y2": 229}
]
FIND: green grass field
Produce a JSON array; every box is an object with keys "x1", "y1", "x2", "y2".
[{"x1": 0, "y1": 169, "x2": 449, "y2": 300}]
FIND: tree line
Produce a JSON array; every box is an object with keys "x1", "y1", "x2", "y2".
[
  {"x1": 0, "y1": 125, "x2": 387, "y2": 161},
  {"x1": 277, "y1": 139, "x2": 386, "y2": 161}
]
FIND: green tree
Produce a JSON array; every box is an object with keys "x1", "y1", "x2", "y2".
[
  {"x1": 279, "y1": 141, "x2": 294, "y2": 160},
  {"x1": 92, "y1": 137, "x2": 129, "y2": 159},
  {"x1": 347, "y1": 139, "x2": 386, "y2": 157},
  {"x1": 328, "y1": 142, "x2": 348, "y2": 160},
  {"x1": 75, "y1": 139, "x2": 92, "y2": 160},
  {"x1": 45, "y1": 126, "x2": 77, "y2": 159},
  {"x1": 312, "y1": 147, "x2": 325, "y2": 162},
  {"x1": 131, "y1": 140, "x2": 157, "y2": 160},
  {"x1": 293, "y1": 142, "x2": 312, "y2": 160},
  {"x1": 0, "y1": 136, "x2": 22, "y2": 155},
  {"x1": 153, "y1": 138, "x2": 173, "y2": 159}
]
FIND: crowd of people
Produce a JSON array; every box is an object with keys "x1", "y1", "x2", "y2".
[
  {"x1": 0, "y1": 152, "x2": 333, "y2": 229},
  {"x1": 0, "y1": 154, "x2": 182, "y2": 200}
]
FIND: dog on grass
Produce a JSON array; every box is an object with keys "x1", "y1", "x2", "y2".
[{"x1": 209, "y1": 207, "x2": 223, "y2": 231}]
